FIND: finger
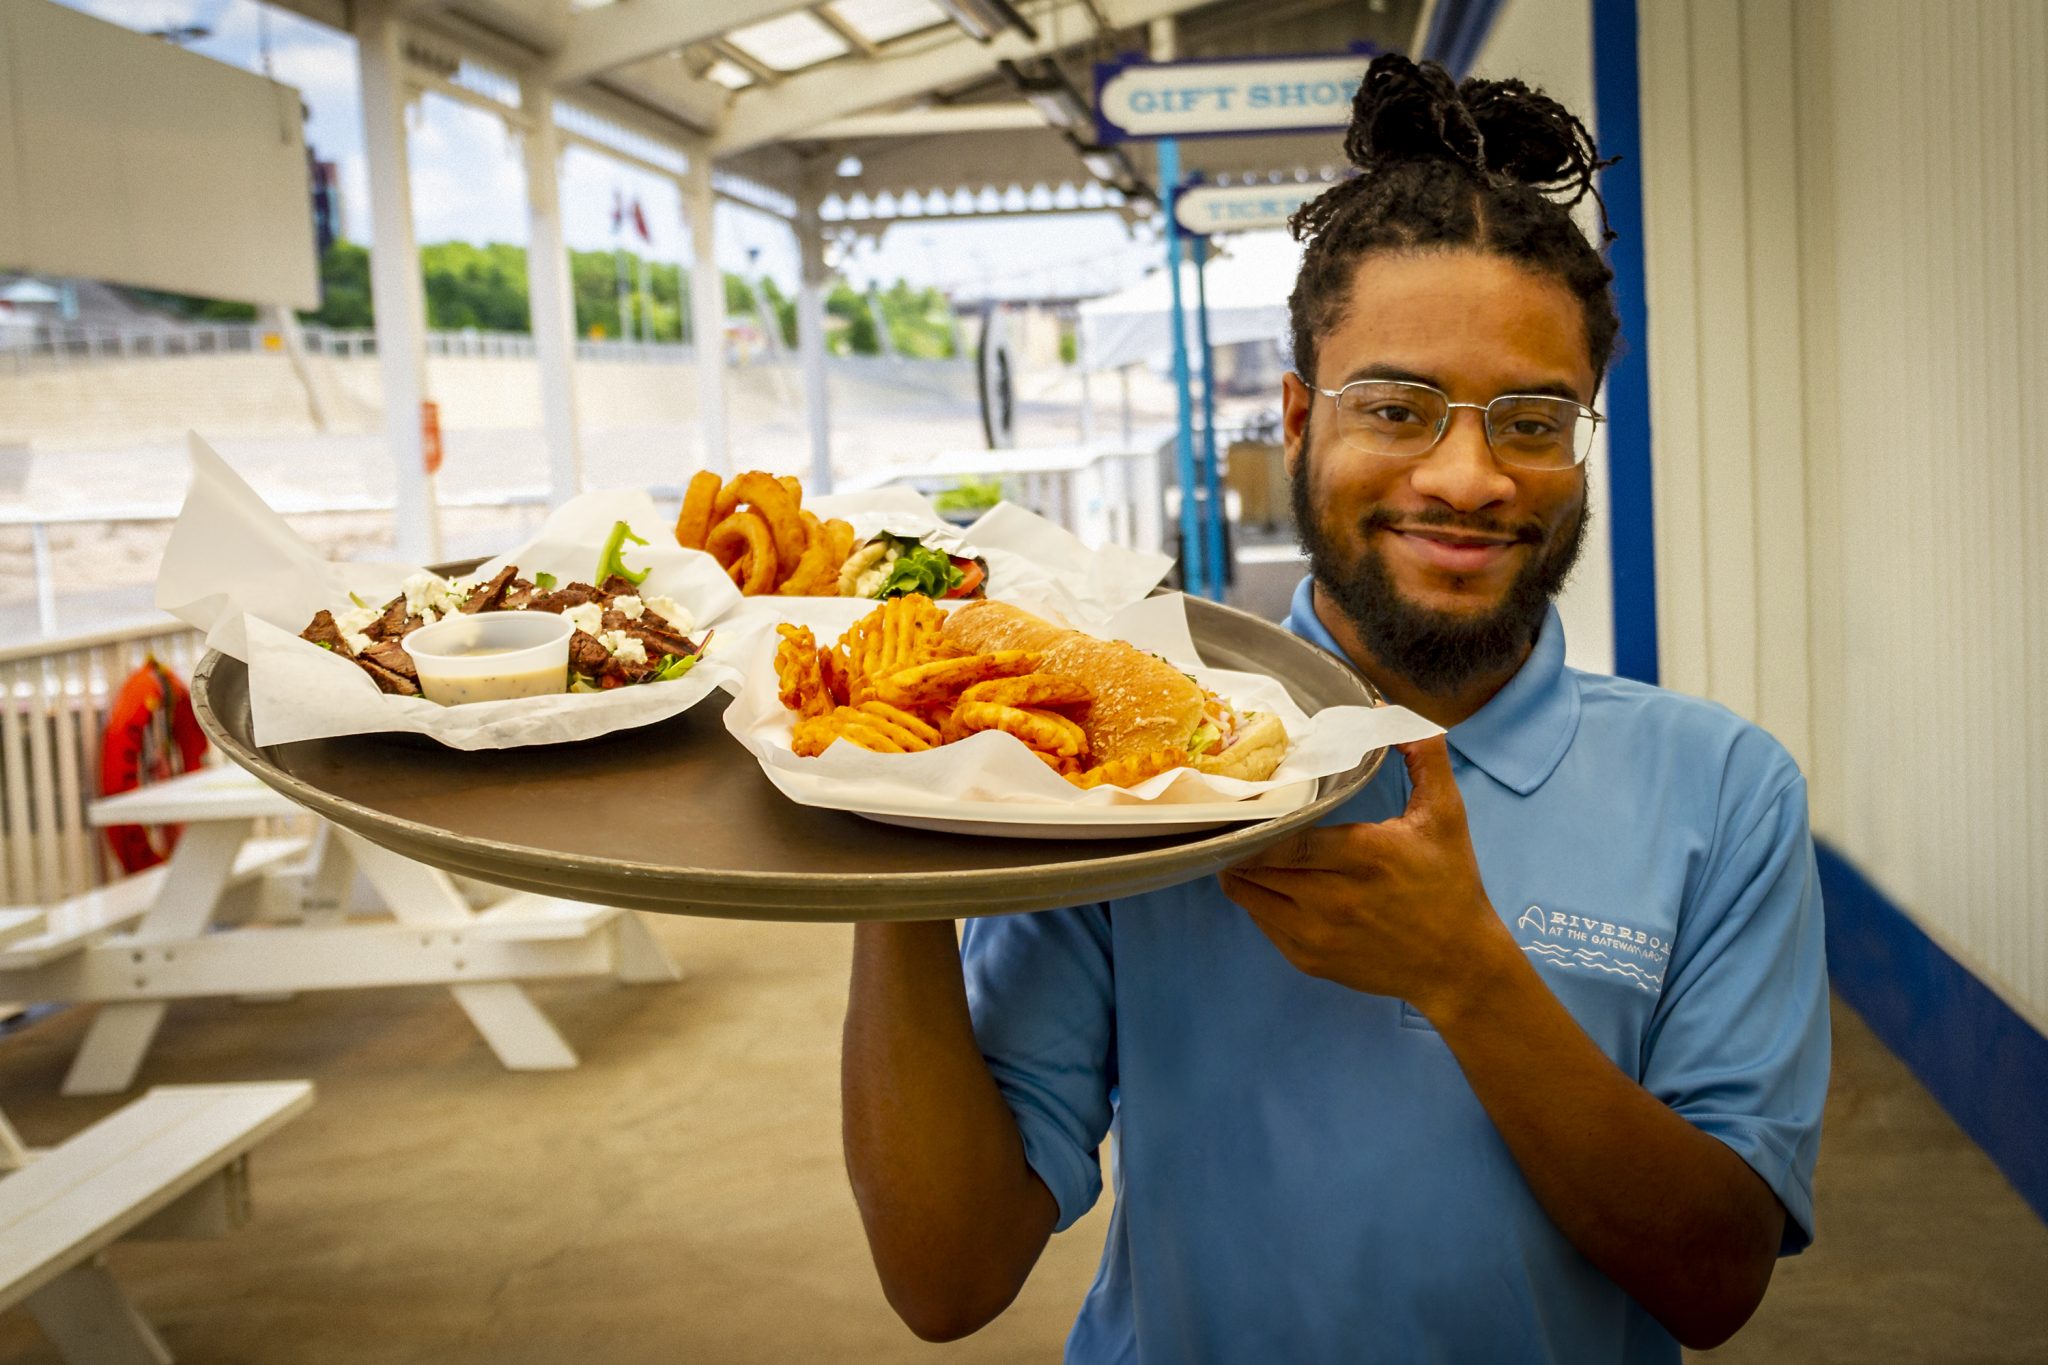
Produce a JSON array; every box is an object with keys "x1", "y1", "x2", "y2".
[
  {"x1": 1220, "y1": 874, "x2": 1314, "y2": 951},
  {"x1": 1398, "y1": 734, "x2": 1466, "y2": 829}
]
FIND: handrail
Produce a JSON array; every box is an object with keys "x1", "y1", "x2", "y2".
[{"x1": 0, "y1": 619, "x2": 194, "y2": 667}]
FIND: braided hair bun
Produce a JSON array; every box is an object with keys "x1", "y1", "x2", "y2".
[
  {"x1": 1340, "y1": 55, "x2": 1612, "y2": 216},
  {"x1": 1288, "y1": 53, "x2": 1622, "y2": 383}
]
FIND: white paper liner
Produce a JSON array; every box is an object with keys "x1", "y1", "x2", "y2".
[
  {"x1": 798, "y1": 487, "x2": 1174, "y2": 625},
  {"x1": 720, "y1": 593, "x2": 1442, "y2": 816},
  {"x1": 156, "y1": 434, "x2": 745, "y2": 749}
]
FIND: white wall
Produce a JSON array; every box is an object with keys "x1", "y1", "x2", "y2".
[
  {"x1": 1472, "y1": 0, "x2": 1616, "y2": 677},
  {"x1": 1638, "y1": 0, "x2": 2048, "y2": 1027}
]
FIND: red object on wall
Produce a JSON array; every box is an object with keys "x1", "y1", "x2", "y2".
[
  {"x1": 421, "y1": 399, "x2": 444, "y2": 476},
  {"x1": 98, "y1": 658, "x2": 209, "y2": 874}
]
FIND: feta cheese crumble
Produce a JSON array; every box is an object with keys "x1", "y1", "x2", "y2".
[{"x1": 561, "y1": 602, "x2": 605, "y2": 637}]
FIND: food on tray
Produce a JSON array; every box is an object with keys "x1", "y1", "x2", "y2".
[
  {"x1": 674, "y1": 470, "x2": 984, "y2": 599},
  {"x1": 675, "y1": 469, "x2": 856, "y2": 597},
  {"x1": 942, "y1": 601, "x2": 1290, "y2": 782},
  {"x1": 299, "y1": 521, "x2": 705, "y2": 700},
  {"x1": 770, "y1": 596, "x2": 1281, "y2": 789},
  {"x1": 837, "y1": 533, "x2": 987, "y2": 601},
  {"x1": 404, "y1": 611, "x2": 576, "y2": 705}
]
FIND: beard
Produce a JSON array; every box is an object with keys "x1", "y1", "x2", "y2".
[{"x1": 1290, "y1": 442, "x2": 1588, "y2": 698}]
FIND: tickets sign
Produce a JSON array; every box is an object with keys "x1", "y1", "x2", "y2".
[
  {"x1": 1094, "y1": 53, "x2": 1368, "y2": 143},
  {"x1": 1174, "y1": 181, "x2": 1329, "y2": 235}
]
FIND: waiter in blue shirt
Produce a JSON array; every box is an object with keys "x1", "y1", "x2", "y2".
[{"x1": 841, "y1": 55, "x2": 1829, "y2": 1364}]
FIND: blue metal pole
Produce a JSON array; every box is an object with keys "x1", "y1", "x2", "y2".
[
  {"x1": 1192, "y1": 234, "x2": 1225, "y2": 602},
  {"x1": 1158, "y1": 139, "x2": 1204, "y2": 601}
]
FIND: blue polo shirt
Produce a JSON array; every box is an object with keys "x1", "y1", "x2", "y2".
[{"x1": 959, "y1": 577, "x2": 1830, "y2": 1364}]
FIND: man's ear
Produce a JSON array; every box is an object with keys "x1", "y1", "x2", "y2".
[{"x1": 1281, "y1": 372, "x2": 1312, "y2": 477}]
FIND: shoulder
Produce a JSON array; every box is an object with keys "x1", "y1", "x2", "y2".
[{"x1": 1567, "y1": 669, "x2": 1805, "y2": 834}]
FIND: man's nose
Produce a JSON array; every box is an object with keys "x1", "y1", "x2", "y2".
[{"x1": 1408, "y1": 408, "x2": 1516, "y2": 512}]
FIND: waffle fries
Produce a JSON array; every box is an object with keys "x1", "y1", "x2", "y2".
[{"x1": 769, "y1": 596, "x2": 1179, "y2": 788}]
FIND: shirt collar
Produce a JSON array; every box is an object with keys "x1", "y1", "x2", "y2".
[{"x1": 1282, "y1": 576, "x2": 1580, "y2": 796}]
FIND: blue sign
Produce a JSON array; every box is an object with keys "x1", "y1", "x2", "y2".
[{"x1": 1093, "y1": 50, "x2": 1373, "y2": 144}]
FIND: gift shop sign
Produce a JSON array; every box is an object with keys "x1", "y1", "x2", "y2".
[
  {"x1": 1094, "y1": 54, "x2": 1366, "y2": 142},
  {"x1": 1174, "y1": 181, "x2": 1329, "y2": 235}
]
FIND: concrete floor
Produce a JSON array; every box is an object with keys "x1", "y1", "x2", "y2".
[{"x1": 1, "y1": 912, "x2": 2044, "y2": 1364}]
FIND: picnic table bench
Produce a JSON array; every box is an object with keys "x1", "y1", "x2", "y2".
[
  {"x1": 0, "y1": 1079, "x2": 314, "y2": 1364},
  {"x1": 0, "y1": 765, "x2": 679, "y2": 1095}
]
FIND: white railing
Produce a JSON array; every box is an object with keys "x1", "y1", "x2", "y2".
[
  {"x1": 0, "y1": 620, "x2": 208, "y2": 906},
  {"x1": 0, "y1": 323, "x2": 703, "y2": 371}
]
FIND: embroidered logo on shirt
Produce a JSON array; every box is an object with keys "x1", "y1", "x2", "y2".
[{"x1": 1513, "y1": 905, "x2": 1668, "y2": 992}]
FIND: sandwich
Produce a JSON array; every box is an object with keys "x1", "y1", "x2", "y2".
[
  {"x1": 941, "y1": 600, "x2": 1289, "y2": 781},
  {"x1": 837, "y1": 533, "x2": 988, "y2": 601}
]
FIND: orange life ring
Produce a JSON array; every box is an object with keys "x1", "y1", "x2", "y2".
[{"x1": 99, "y1": 657, "x2": 209, "y2": 874}]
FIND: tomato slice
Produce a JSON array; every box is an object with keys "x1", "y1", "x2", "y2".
[{"x1": 948, "y1": 556, "x2": 986, "y2": 598}]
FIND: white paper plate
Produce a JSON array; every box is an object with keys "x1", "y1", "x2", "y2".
[{"x1": 775, "y1": 775, "x2": 1320, "y2": 840}]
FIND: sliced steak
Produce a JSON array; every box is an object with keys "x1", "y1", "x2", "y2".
[
  {"x1": 301, "y1": 609, "x2": 353, "y2": 656},
  {"x1": 599, "y1": 574, "x2": 641, "y2": 598},
  {"x1": 354, "y1": 655, "x2": 421, "y2": 696},
  {"x1": 359, "y1": 639, "x2": 419, "y2": 683},
  {"x1": 500, "y1": 578, "x2": 537, "y2": 611},
  {"x1": 460, "y1": 565, "x2": 516, "y2": 613},
  {"x1": 365, "y1": 595, "x2": 411, "y2": 640},
  {"x1": 568, "y1": 630, "x2": 612, "y2": 677}
]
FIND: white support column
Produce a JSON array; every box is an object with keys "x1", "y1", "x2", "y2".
[
  {"x1": 353, "y1": 0, "x2": 440, "y2": 561},
  {"x1": 682, "y1": 152, "x2": 730, "y2": 474},
  {"x1": 520, "y1": 73, "x2": 582, "y2": 507},
  {"x1": 794, "y1": 173, "x2": 833, "y2": 492}
]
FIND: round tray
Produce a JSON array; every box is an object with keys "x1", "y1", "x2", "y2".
[{"x1": 192, "y1": 592, "x2": 1385, "y2": 922}]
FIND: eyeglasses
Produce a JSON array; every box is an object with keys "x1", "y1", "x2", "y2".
[{"x1": 1303, "y1": 377, "x2": 1603, "y2": 470}]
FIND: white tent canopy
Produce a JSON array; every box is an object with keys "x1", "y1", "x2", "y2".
[{"x1": 1079, "y1": 232, "x2": 1304, "y2": 372}]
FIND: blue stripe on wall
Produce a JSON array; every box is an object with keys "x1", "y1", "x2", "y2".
[
  {"x1": 1589, "y1": 0, "x2": 1660, "y2": 686},
  {"x1": 1422, "y1": 0, "x2": 1509, "y2": 79},
  {"x1": 1817, "y1": 841, "x2": 2048, "y2": 1224}
]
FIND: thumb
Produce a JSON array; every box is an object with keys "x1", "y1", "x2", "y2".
[{"x1": 1398, "y1": 734, "x2": 1465, "y2": 829}]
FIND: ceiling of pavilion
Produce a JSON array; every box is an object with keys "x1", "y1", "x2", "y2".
[{"x1": 266, "y1": 0, "x2": 1420, "y2": 219}]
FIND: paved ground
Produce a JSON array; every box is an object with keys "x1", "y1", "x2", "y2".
[{"x1": 0, "y1": 908, "x2": 2041, "y2": 1364}]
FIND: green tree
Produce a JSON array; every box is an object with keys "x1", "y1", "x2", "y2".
[{"x1": 304, "y1": 241, "x2": 372, "y2": 328}]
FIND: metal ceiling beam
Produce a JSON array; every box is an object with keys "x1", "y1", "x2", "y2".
[
  {"x1": 809, "y1": 105, "x2": 1044, "y2": 138},
  {"x1": 711, "y1": 0, "x2": 1212, "y2": 155},
  {"x1": 549, "y1": 0, "x2": 812, "y2": 87}
]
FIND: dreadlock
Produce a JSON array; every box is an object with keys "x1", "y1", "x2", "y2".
[{"x1": 1288, "y1": 54, "x2": 1621, "y2": 389}]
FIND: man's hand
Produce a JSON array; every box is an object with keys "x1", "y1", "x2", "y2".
[{"x1": 1220, "y1": 735, "x2": 1513, "y2": 1017}]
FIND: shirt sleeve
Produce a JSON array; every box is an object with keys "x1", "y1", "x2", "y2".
[
  {"x1": 1641, "y1": 773, "x2": 1831, "y2": 1254},
  {"x1": 959, "y1": 904, "x2": 1117, "y2": 1233}
]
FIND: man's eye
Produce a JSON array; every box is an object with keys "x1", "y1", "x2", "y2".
[
  {"x1": 1505, "y1": 417, "x2": 1559, "y2": 437},
  {"x1": 1366, "y1": 405, "x2": 1424, "y2": 425}
]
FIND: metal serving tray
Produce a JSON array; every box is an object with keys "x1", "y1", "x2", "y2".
[{"x1": 191, "y1": 589, "x2": 1385, "y2": 922}]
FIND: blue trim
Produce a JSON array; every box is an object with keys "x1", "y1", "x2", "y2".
[
  {"x1": 1192, "y1": 236, "x2": 1226, "y2": 599},
  {"x1": 1422, "y1": 0, "x2": 1508, "y2": 79},
  {"x1": 1590, "y1": 0, "x2": 1660, "y2": 685},
  {"x1": 1158, "y1": 139, "x2": 1207, "y2": 600},
  {"x1": 1818, "y1": 841, "x2": 2048, "y2": 1225}
]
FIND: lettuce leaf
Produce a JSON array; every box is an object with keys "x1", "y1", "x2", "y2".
[
  {"x1": 596, "y1": 522, "x2": 651, "y2": 587},
  {"x1": 875, "y1": 540, "x2": 965, "y2": 599}
]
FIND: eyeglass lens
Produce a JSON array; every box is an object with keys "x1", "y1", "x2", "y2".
[{"x1": 1331, "y1": 381, "x2": 1592, "y2": 469}]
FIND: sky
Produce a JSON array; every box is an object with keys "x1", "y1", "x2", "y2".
[{"x1": 57, "y1": 0, "x2": 1165, "y2": 298}]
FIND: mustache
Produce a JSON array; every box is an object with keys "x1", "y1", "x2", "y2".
[{"x1": 1358, "y1": 506, "x2": 1545, "y2": 544}]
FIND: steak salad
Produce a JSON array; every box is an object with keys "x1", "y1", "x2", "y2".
[{"x1": 299, "y1": 524, "x2": 707, "y2": 698}]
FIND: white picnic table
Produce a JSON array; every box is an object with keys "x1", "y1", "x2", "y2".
[{"x1": 0, "y1": 765, "x2": 678, "y2": 1095}]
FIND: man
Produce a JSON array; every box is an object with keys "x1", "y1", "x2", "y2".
[{"x1": 840, "y1": 56, "x2": 1829, "y2": 1363}]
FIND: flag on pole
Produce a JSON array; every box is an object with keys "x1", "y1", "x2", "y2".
[
  {"x1": 611, "y1": 188, "x2": 625, "y2": 237},
  {"x1": 631, "y1": 198, "x2": 652, "y2": 245}
]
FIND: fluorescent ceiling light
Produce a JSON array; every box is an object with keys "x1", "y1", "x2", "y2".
[
  {"x1": 825, "y1": 0, "x2": 950, "y2": 45},
  {"x1": 725, "y1": 12, "x2": 850, "y2": 72},
  {"x1": 705, "y1": 59, "x2": 755, "y2": 90},
  {"x1": 932, "y1": 0, "x2": 1037, "y2": 43}
]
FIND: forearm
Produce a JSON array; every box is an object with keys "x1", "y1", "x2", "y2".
[
  {"x1": 842, "y1": 920, "x2": 1057, "y2": 1340},
  {"x1": 1424, "y1": 934, "x2": 1783, "y2": 1348}
]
